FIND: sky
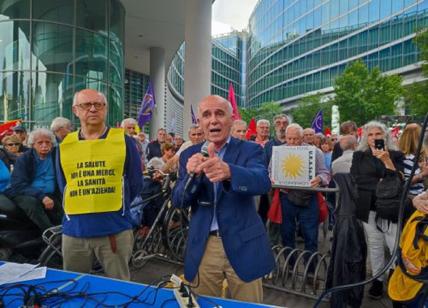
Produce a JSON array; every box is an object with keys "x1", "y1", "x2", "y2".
[{"x1": 212, "y1": 0, "x2": 259, "y2": 35}]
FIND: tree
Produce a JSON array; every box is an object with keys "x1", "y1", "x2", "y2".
[
  {"x1": 240, "y1": 101, "x2": 283, "y2": 124},
  {"x1": 404, "y1": 29, "x2": 428, "y2": 117},
  {"x1": 290, "y1": 94, "x2": 333, "y2": 129},
  {"x1": 333, "y1": 60, "x2": 403, "y2": 126}
]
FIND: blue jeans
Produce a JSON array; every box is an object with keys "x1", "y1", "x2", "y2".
[{"x1": 280, "y1": 193, "x2": 319, "y2": 254}]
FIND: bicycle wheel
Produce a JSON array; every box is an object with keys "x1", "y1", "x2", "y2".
[{"x1": 161, "y1": 206, "x2": 189, "y2": 261}]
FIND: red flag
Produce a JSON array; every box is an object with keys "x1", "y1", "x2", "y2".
[
  {"x1": 228, "y1": 83, "x2": 241, "y2": 120},
  {"x1": 245, "y1": 118, "x2": 257, "y2": 140},
  {"x1": 324, "y1": 127, "x2": 331, "y2": 137}
]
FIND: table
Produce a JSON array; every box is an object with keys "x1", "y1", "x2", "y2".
[{"x1": 0, "y1": 266, "x2": 277, "y2": 307}]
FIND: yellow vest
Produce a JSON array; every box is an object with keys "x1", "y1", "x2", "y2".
[
  {"x1": 388, "y1": 210, "x2": 428, "y2": 302},
  {"x1": 60, "y1": 128, "x2": 126, "y2": 215}
]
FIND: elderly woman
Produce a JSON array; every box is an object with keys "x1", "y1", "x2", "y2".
[
  {"x1": 5, "y1": 128, "x2": 63, "y2": 232},
  {"x1": 350, "y1": 121, "x2": 404, "y2": 300},
  {"x1": 2, "y1": 134, "x2": 24, "y2": 159}
]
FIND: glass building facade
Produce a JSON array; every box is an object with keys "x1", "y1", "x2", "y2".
[
  {"x1": 168, "y1": 32, "x2": 244, "y2": 107},
  {"x1": 247, "y1": 0, "x2": 428, "y2": 108},
  {"x1": 0, "y1": 0, "x2": 125, "y2": 128}
]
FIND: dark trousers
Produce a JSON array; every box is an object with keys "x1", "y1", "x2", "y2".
[
  {"x1": 280, "y1": 193, "x2": 319, "y2": 255},
  {"x1": 13, "y1": 195, "x2": 63, "y2": 232}
]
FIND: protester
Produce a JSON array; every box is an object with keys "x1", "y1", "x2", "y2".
[
  {"x1": 332, "y1": 121, "x2": 358, "y2": 162},
  {"x1": 12, "y1": 125, "x2": 30, "y2": 151},
  {"x1": 146, "y1": 128, "x2": 167, "y2": 161},
  {"x1": 147, "y1": 142, "x2": 176, "y2": 175},
  {"x1": 231, "y1": 119, "x2": 247, "y2": 140},
  {"x1": 302, "y1": 128, "x2": 315, "y2": 145},
  {"x1": 264, "y1": 114, "x2": 289, "y2": 165},
  {"x1": 5, "y1": 128, "x2": 63, "y2": 232},
  {"x1": 56, "y1": 89, "x2": 142, "y2": 280},
  {"x1": 137, "y1": 132, "x2": 149, "y2": 155},
  {"x1": 174, "y1": 134, "x2": 184, "y2": 151},
  {"x1": 331, "y1": 135, "x2": 357, "y2": 175},
  {"x1": 2, "y1": 135, "x2": 24, "y2": 159},
  {"x1": 313, "y1": 132, "x2": 324, "y2": 149},
  {"x1": 320, "y1": 137, "x2": 333, "y2": 169},
  {"x1": 121, "y1": 118, "x2": 138, "y2": 136},
  {"x1": 350, "y1": 121, "x2": 404, "y2": 299},
  {"x1": 276, "y1": 124, "x2": 330, "y2": 267},
  {"x1": 172, "y1": 95, "x2": 274, "y2": 303},
  {"x1": 263, "y1": 114, "x2": 290, "y2": 244},
  {"x1": 50, "y1": 117, "x2": 73, "y2": 143},
  {"x1": 399, "y1": 123, "x2": 428, "y2": 197},
  {"x1": 255, "y1": 119, "x2": 270, "y2": 147}
]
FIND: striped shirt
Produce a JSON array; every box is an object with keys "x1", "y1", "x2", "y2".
[{"x1": 403, "y1": 154, "x2": 424, "y2": 195}]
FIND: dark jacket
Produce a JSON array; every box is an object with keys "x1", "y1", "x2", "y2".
[
  {"x1": 331, "y1": 142, "x2": 343, "y2": 162},
  {"x1": 326, "y1": 173, "x2": 367, "y2": 308},
  {"x1": 172, "y1": 138, "x2": 275, "y2": 282},
  {"x1": 146, "y1": 140, "x2": 162, "y2": 161},
  {"x1": 264, "y1": 138, "x2": 285, "y2": 165},
  {"x1": 5, "y1": 148, "x2": 60, "y2": 201},
  {"x1": 350, "y1": 149, "x2": 404, "y2": 222},
  {"x1": 0, "y1": 148, "x2": 16, "y2": 171}
]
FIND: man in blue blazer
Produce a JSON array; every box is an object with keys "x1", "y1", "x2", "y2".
[{"x1": 172, "y1": 95, "x2": 274, "y2": 303}]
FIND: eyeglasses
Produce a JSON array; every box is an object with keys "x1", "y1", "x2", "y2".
[
  {"x1": 76, "y1": 102, "x2": 106, "y2": 110},
  {"x1": 6, "y1": 143, "x2": 20, "y2": 147}
]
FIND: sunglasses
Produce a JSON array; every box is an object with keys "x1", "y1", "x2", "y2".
[{"x1": 6, "y1": 143, "x2": 20, "y2": 146}]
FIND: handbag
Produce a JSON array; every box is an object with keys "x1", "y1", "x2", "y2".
[
  {"x1": 286, "y1": 189, "x2": 315, "y2": 207},
  {"x1": 375, "y1": 172, "x2": 403, "y2": 223}
]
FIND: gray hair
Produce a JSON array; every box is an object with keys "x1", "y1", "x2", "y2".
[
  {"x1": 357, "y1": 120, "x2": 398, "y2": 151},
  {"x1": 50, "y1": 117, "x2": 72, "y2": 132},
  {"x1": 257, "y1": 119, "x2": 270, "y2": 127},
  {"x1": 340, "y1": 135, "x2": 357, "y2": 151},
  {"x1": 232, "y1": 119, "x2": 247, "y2": 128},
  {"x1": 273, "y1": 114, "x2": 290, "y2": 123},
  {"x1": 72, "y1": 89, "x2": 107, "y2": 106},
  {"x1": 28, "y1": 128, "x2": 57, "y2": 147},
  {"x1": 121, "y1": 118, "x2": 137, "y2": 127},
  {"x1": 286, "y1": 123, "x2": 304, "y2": 137}
]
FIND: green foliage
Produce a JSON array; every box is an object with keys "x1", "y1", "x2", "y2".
[
  {"x1": 404, "y1": 30, "x2": 428, "y2": 117},
  {"x1": 333, "y1": 60, "x2": 403, "y2": 126},
  {"x1": 290, "y1": 94, "x2": 332, "y2": 129},
  {"x1": 415, "y1": 29, "x2": 428, "y2": 75},
  {"x1": 404, "y1": 81, "x2": 428, "y2": 117},
  {"x1": 240, "y1": 101, "x2": 283, "y2": 124}
]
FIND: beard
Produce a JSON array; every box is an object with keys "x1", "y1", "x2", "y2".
[{"x1": 276, "y1": 129, "x2": 286, "y2": 139}]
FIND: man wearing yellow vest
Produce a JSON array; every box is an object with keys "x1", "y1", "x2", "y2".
[{"x1": 56, "y1": 89, "x2": 142, "y2": 280}]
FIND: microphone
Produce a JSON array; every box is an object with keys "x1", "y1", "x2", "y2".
[{"x1": 183, "y1": 143, "x2": 209, "y2": 191}]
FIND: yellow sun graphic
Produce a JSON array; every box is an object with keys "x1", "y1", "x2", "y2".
[{"x1": 281, "y1": 154, "x2": 304, "y2": 178}]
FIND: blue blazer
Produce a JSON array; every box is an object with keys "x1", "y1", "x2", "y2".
[{"x1": 172, "y1": 137, "x2": 275, "y2": 282}]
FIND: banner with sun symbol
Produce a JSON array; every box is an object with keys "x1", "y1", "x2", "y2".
[{"x1": 271, "y1": 146, "x2": 316, "y2": 187}]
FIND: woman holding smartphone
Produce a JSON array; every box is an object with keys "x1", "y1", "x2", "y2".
[{"x1": 350, "y1": 121, "x2": 404, "y2": 300}]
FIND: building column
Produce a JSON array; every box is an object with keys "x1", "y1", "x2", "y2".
[
  {"x1": 150, "y1": 47, "x2": 166, "y2": 139},
  {"x1": 183, "y1": 0, "x2": 212, "y2": 134}
]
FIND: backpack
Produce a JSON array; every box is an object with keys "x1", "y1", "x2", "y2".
[
  {"x1": 388, "y1": 211, "x2": 428, "y2": 302},
  {"x1": 375, "y1": 172, "x2": 403, "y2": 223}
]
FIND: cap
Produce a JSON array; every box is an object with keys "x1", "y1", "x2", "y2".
[{"x1": 12, "y1": 125, "x2": 26, "y2": 132}]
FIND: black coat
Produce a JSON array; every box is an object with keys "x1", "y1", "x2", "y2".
[
  {"x1": 350, "y1": 149, "x2": 404, "y2": 222},
  {"x1": 146, "y1": 140, "x2": 162, "y2": 161},
  {"x1": 326, "y1": 173, "x2": 367, "y2": 308}
]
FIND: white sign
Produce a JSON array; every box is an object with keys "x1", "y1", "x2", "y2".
[{"x1": 271, "y1": 145, "x2": 316, "y2": 187}]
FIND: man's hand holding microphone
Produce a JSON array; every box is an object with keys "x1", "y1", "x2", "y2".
[{"x1": 186, "y1": 143, "x2": 231, "y2": 184}]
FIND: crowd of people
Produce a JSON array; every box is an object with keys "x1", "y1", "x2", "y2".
[{"x1": 1, "y1": 90, "x2": 428, "y2": 306}]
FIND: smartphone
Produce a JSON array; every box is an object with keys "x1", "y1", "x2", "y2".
[{"x1": 374, "y1": 139, "x2": 385, "y2": 150}]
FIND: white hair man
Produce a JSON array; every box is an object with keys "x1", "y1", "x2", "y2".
[
  {"x1": 231, "y1": 120, "x2": 247, "y2": 140},
  {"x1": 56, "y1": 89, "x2": 142, "y2": 280},
  {"x1": 50, "y1": 117, "x2": 73, "y2": 142},
  {"x1": 5, "y1": 128, "x2": 63, "y2": 232},
  {"x1": 255, "y1": 119, "x2": 270, "y2": 147},
  {"x1": 120, "y1": 118, "x2": 138, "y2": 136},
  {"x1": 274, "y1": 123, "x2": 330, "y2": 271}
]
